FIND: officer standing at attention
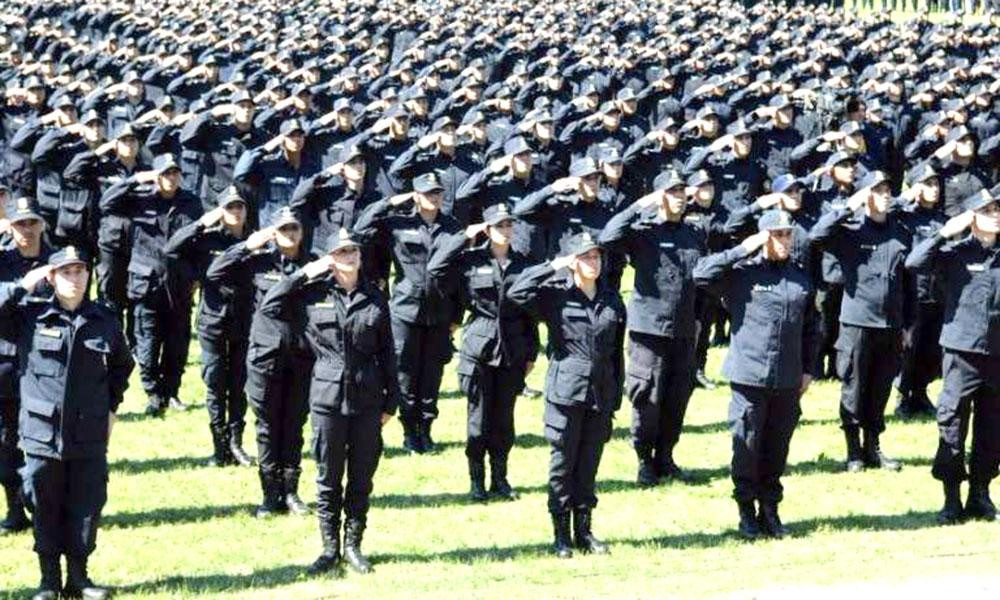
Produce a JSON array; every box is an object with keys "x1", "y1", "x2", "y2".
[
  {"x1": 99, "y1": 154, "x2": 203, "y2": 417},
  {"x1": 809, "y1": 171, "x2": 909, "y2": 473},
  {"x1": 259, "y1": 228, "x2": 398, "y2": 576},
  {"x1": 207, "y1": 207, "x2": 314, "y2": 518},
  {"x1": 164, "y1": 187, "x2": 253, "y2": 468},
  {"x1": 0, "y1": 197, "x2": 51, "y2": 536},
  {"x1": 507, "y1": 231, "x2": 625, "y2": 559},
  {"x1": 905, "y1": 189, "x2": 1000, "y2": 525},
  {"x1": 352, "y1": 172, "x2": 461, "y2": 454},
  {"x1": 598, "y1": 170, "x2": 705, "y2": 486},
  {"x1": 0, "y1": 246, "x2": 133, "y2": 600},
  {"x1": 694, "y1": 210, "x2": 819, "y2": 540},
  {"x1": 426, "y1": 203, "x2": 537, "y2": 502}
]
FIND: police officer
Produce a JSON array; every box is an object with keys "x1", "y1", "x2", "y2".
[
  {"x1": 694, "y1": 208, "x2": 819, "y2": 539},
  {"x1": 208, "y1": 207, "x2": 314, "y2": 518},
  {"x1": 99, "y1": 154, "x2": 202, "y2": 417},
  {"x1": 165, "y1": 187, "x2": 253, "y2": 467},
  {"x1": 507, "y1": 231, "x2": 625, "y2": 559},
  {"x1": 598, "y1": 170, "x2": 705, "y2": 486},
  {"x1": 259, "y1": 228, "x2": 398, "y2": 576},
  {"x1": 809, "y1": 170, "x2": 909, "y2": 472},
  {"x1": 0, "y1": 196, "x2": 51, "y2": 536},
  {"x1": 905, "y1": 190, "x2": 1000, "y2": 524},
  {"x1": 352, "y1": 172, "x2": 461, "y2": 453},
  {"x1": 426, "y1": 203, "x2": 537, "y2": 501},
  {"x1": 0, "y1": 246, "x2": 133, "y2": 600}
]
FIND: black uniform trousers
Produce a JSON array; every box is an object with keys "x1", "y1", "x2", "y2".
[
  {"x1": 248, "y1": 356, "x2": 312, "y2": 478},
  {"x1": 817, "y1": 283, "x2": 843, "y2": 377},
  {"x1": 544, "y1": 402, "x2": 612, "y2": 514},
  {"x1": 836, "y1": 325, "x2": 900, "y2": 435},
  {"x1": 133, "y1": 291, "x2": 191, "y2": 401},
  {"x1": 391, "y1": 316, "x2": 451, "y2": 424},
  {"x1": 0, "y1": 360, "x2": 21, "y2": 492},
  {"x1": 312, "y1": 410, "x2": 383, "y2": 524},
  {"x1": 694, "y1": 290, "x2": 724, "y2": 372},
  {"x1": 20, "y1": 454, "x2": 108, "y2": 557},
  {"x1": 898, "y1": 303, "x2": 944, "y2": 402},
  {"x1": 728, "y1": 384, "x2": 801, "y2": 504},
  {"x1": 458, "y1": 362, "x2": 526, "y2": 461},
  {"x1": 932, "y1": 350, "x2": 1000, "y2": 485},
  {"x1": 200, "y1": 330, "x2": 249, "y2": 436},
  {"x1": 627, "y1": 332, "x2": 695, "y2": 463}
]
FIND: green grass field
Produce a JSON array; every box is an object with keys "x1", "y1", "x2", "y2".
[{"x1": 1, "y1": 328, "x2": 999, "y2": 598}]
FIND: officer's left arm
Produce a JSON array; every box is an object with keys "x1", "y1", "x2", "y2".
[
  {"x1": 106, "y1": 322, "x2": 135, "y2": 414},
  {"x1": 800, "y1": 288, "x2": 822, "y2": 385},
  {"x1": 376, "y1": 301, "x2": 401, "y2": 418}
]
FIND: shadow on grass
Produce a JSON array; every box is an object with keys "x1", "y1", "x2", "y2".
[
  {"x1": 108, "y1": 564, "x2": 309, "y2": 596},
  {"x1": 110, "y1": 455, "x2": 210, "y2": 475},
  {"x1": 104, "y1": 503, "x2": 257, "y2": 529}
]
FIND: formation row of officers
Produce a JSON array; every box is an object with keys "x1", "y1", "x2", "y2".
[{"x1": 2, "y1": 0, "x2": 1000, "y2": 598}]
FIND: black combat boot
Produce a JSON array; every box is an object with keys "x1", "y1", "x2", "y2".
[
  {"x1": 844, "y1": 427, "x2": 864, "y2": 473},
  {"x1": 737, "y1": 500, "x2": 760, "y2": 540},
  {"x1": 965, "y1": 479, "x2": 999, "y2": 521},
  {"x1": 572, "y1": 508, "x2": 609, "y2": 554},
  {"x1": 757, "y1": 502, "x2": 789, "y2": 539},
  {"x1": 468, "y1": 456, "x2": 488, "y2": 502},
  {"x1": 862, "y1": 431, "x2": 901, "y2": 471},
  {"x1": 550, "y1": 512, "x2": 573, "y2": 559},
  {"x1": 694, "y1": 369, "x2": 716, "y2": 390},
  {"x1": 208, "y1": 426, "x2": 233, "y2": 467},
  {"x1": 1, "y1": 483, "x2": 30, "y2": 534},
  {"x1": 284, "y1": 468, "x2": 310, "y2": 515},
  {"x1": 634, "y1": 444, "x2": 658, "y2": 487},
  {"x1": 401, "y1": 420, "x2": 422, "y2": 454},
  {"x1": 419, "y1": 419, "x2": 436, "y2": 453},
  {"x1": 254, "y1": 469, "x2": 286, "y2": 518},
  {"x1": 228, "y1": 426, "x2": 255, "y2": 467},
  {"x1": 32, "y1": 554, "x2": 60, "y2": 600},
  {"x1": 937, "y1": 481, "x2": 964, "y2": 525},
  {"x1": 144, "y1": 394, "x2": 166, "y2": 418},
  {"x1": 307, "y1": 519, "x2": 341, "y2": 576},
  {"x1": 343, "y1": 518, "x2": 373, "y2": 574},
  {"x1": 64, "y1": 555, "x2": 111, "y2": 599},
  {"x1": 167, "y1": 396, "x2": 190, "y2": 411},
  {"x1": 488, "y1": 450, "x2": 519, "y2": 501}
]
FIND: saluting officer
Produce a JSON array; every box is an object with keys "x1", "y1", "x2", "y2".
[
  {"x1": 508, "y1": 231, "x2": 625, "y2": 559},
  {"x1": 0, "y1": 246, "x2": 133, "y2": 600},
  {"x1": 208, "y1": 207, "x2": 314, "y2": 518},
  {"x1": 426, "y1": 203, "x2": 537, "y2": 502},
  {"x1": 694, "y1": 209, "x2": 820, "y2": 540},
  {"x1": 598, "y1": 170, "x2": 705, "y2": 486},
  {"x1": 259, "y1": 228, "x2": 399, "y2": 576},
  {"x1": 905, "y1": 189, "x2": 1000, "y2": 525}
]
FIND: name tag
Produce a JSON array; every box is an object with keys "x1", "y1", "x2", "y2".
[
  {"x1": 263, "y1": 273, "x2": 281, "y2": 281},
  {"x1": 752, "y1": 284, "x2": 775, "y2": 293},
  {"x1": 860, "y1": 244, "x2": 877, "y2": 250},
  {"x1": 565, "y1": 301, "x2": 582, "y2": 308},
  {"x1": 39, "y1": 328, "x2": 62, "y2": 338},
  {"x1": 399, "y1": 229, "x2": 421, "y2": 238},
  {"x1": 210, "y1": 250, "x2": 223, "y2": 256},
  {"x1": 659, "y1": 242, "x2": 675, "y2": 249},
  {"x1": 569, "y1": 218, "x2": 582, "y2": 224},
  {"x1": 967, "y1": 264, "x2": 985, "y2": 272},
  {"x1": 314, "y1": 302, "x2": 335, "y2": 308},
  {"x1": 476, "y1": 266, "x2": 493, "y2": 274}
]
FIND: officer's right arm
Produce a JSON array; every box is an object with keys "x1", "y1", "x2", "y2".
[
  {"x1": 693, "y1": 245, "x2": 751, "y2": 293},
  {"x1": 98, "y1": 176, "x2": 139, "y2": 217},
  {"x1": 351, "y1": 197, "x2": 394, "y2": 243},
  {"x1": 178, "y1": 110, "x2": 214, "y2": 150},
  {"x1": 807, "y1": 206, "x2": 851, "y2": 250},
  {"x1": 597, "y1": 202, "x2": 641, "y2": 254},
  {"x1": 426, "y1": 231, "x2": 468, "y2": 290},
  {"x1": 63, "y1": 149, "x2": 99, "y2": 188},
  {"x1": 506, "y1": 262, "x2": 560, "y2": 322},
  {"x1": 9, "y1": 119, "x2": 44, "y2": 153},
  {"x1": 258, "y1": 268, "x2": 311, "y2": 321},
  {"x1": 904, "y1": 231, "x2": 949, "y2": 272},
  {"x1": 511, "y1": 185, "x2": 557, "y2": 223}
]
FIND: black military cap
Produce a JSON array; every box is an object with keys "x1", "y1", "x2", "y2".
[
  {"x1": 595, "y1": 145, "x2": 622, "y2": 165},
  {"x1": 326, "y1": 227, "x2": 359, "y2": 253},
  {"x1": 384, "y1": 104, "x2": 409, "y2": 119},
  {"x1": 230, "y1": 90, "x2": 253, "y2": 105},
  {"x1": 156, "y1": 96, "x2": 174, "y2": 110},
  {"x1": 830, "y1": 66, "x2": 850, "y2": 79},
  {"x1": 569, "y1": 157, "x2": 600, "y2": 178},
  {"x1": 757, "y1": 209, "x2": 795, "y2": 232},
  {"x1": 218, "y1": 186, "x2": 247, "y2": 208},
  {"x1": 280, "y1": 119, "x2": 305, "y2": 135},
  {"x1": 152, "y1": 154, "x2": 180, "y2": 174},
  {"x1": 769, "y1": 94, "x2": 792, "y2": 109},
  {"x1": 963, "y1": 189, "x2": 994, "y2": 212},
  {"x1": 6, "y1": 196, "x2": 42, "y2": 223},
  {"x1": 23, "y1": 75, "x2": 43, "y2": 90},
  {"x1": 687, "y1": 170, "x2": 713, "y2": 188},
  {"x1": 525, "y1": 108, "x2": 553, "y2": 124},
  {"x1": 338, "y1": 143, "x2": 363, "y2": 164},
  {"x1": 504, "y1": 136, "x2": 531, "y2": 156},
  {"x1": 945, "y1": 125, "x2": 975, "y2": 144},
  {"x1": 772, "y1": 174, "x2": 802, "y2": 194},
  {"x1": 272, "y1": 206, "x2": 301, "y2": 228},
  {"x1": 824, "y1": 151, "x2": 856, "y2": 169},
  {"x1": 123, "y1": 71, "x2": 141, "y2": 84},
  {"x1": 654, "y1": 116, "x2": 677, "y2": 130},
  {"x1": 49, "y1": 245, "x2": 89, "y2": 269},
  {"x1": 906, "y1": 163, "x2": 937, "y2": 186},
  {"x1": 727, "y1": 120, "x2": 752, "y2": 137},
  {"x1": 483, "y1": 203, "x2": 515, "y2": 226},
  {"x1": 291, "y1": 83, "x2": 311, "y2": 97},
  {"x1": 941, "y1": 98, "x2": 965, "y2": 112},
  {"x1": 653, "y1": 169, "x2": 686, "y2": 191},
  {"x1": 858, "y1": 170, "x2": 888, "y2": 190},
  {"x1": 616, "y1": 87, "x2": 637, "y2": 102},
  {"x1": 599, "y1": 101, "x2": 621, "y2": 115},
  {"x1": 332, "y1": 98, "x2": 353, "y2": 113},
  {"x1": 461, "y1": 110, "x2": 485, "y2": 126},
  {"x1": 432, "y1": 116, "x2": 456, "y2": 132},
  {"x1": 53, "y1": 95, "x2": 75, "y2": 110},
  {"x1": 564, "y1": 231, "x2": 601, "y2": 256},
  {"x1": 112, "y1": 122, "x2": 135, "y2": 140},
  {"x1": 695, "y1": 104, "x2": 718, "y2": 119},
  {"x1": 413, "y1": 172, "x2": 444, "y2": 193}
]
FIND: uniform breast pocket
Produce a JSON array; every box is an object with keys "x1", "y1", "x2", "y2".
[
  {"x1": 81, "y1": 337, "x2": 112, "y2": 374},
  {"x1": 30, "y1": 333, "x2": 65, "y2": 377},
  {"x1": 399, "y1": 238, "x2": 427, "y2": 262},
  {"x1": 351, "y1": 312, "x2": 380, "y2": 354},
  {"x1": 21, "y1": 397, "x2": 57, "y2": 443},
  {"x1": 560, "y1": 307, "x2": 590, "y2": 339},
  {"x1": 268, "y1": 178, "x2": 293, "y2": 202},
  {"x1": 310, "y1": 363, "x2": 344, "y2": 411}
]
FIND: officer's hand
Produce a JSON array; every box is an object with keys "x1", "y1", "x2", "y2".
[
  {"x1": 94, "y1": 140, "x2": 117, "y2": 156},
  {"x1": 171, "y1": 112, "x2": 195, "y2": 126},
  {"x1": 756, "y1": 192, "x2": 784, "y2": 210},
  {"x1": 134, "y1": 170, "x2": 160, "y2": 184},
  {"x1": 799, "y1": 374, "x2": 812, "y2": 397},
  {"x1": 821, "y1": 130, "x2": 845, "y2": 143},
  {"x1": 636, "y1": 190, "x2": 664, "y2": 209},
  {"x1": 108, "y1": 412, "x2": 116, "y2": 439},
  {"x1": 388, "y1": 192, "x2": 414, "y2": 207},
  {"x1": 417, "y1": 132, "x2": 439, "y2": 149},
  {"x1": 263, "y1": 134, "x2": 285, "y2": 152},
  {"x1": 846, "y1": 190, "x2": 869, "y2": 212},
  {"x1": 939, "y1": 210, "x2": 974, "y2": 238},
  {"x1": 21, "y1": 265, "x2": 53, "y2": 292},
  {"x1": 933, "y1": 139, "x2": 958, "y2": 160},
  {"x1": 551, "y1": 176, "x2": 579, "y2": 193},
  {"x1": 211, "y1": 103, "x2": 236, "y2": 118},
  {"x1": 465, "y1": 222, "x2": 488, "y2": 240},
  {"x1": 380, "y1": 412, "x2": 392, "y2": 426},
  {"x1": 324, "y1": 162, "x2": 344, "y2": 177},
  {"x1": 0, "y1": 218, "x2": 9, "y2": 235},
  {"x1": 489, "y1": 155, "x2": 512, "y2": 174},
  {"x1": 708, "y1": 134, "x2": 734, "y2": 152},
  {"x1": 740, "y1": 230, "x2": 770, "y2": 254},
  {"x1": 371, "y1": 117, "x2": 392, "y2": 134},
  {"x1": 303, "y1": 254, "x2": 335, "y2": 278},
  {"x1": 550, "y1": 254, "x2": 575, "y2": 271},
  {"x1": 246, "y1": 227, "x2": 275, "y2": 250},
  {"x1": 199, "y1": 207, "x2": 225, "y2": 227}
]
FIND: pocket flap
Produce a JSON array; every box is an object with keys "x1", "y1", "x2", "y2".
[
  {"x1": 34, "y1": 332, "x2": 64, "y2": 351},
  {"x1": 82, "y1": 338, "x2": 111, "y2": 354},
  {"x1": 23, "y1": 397, "x2": 56, "y2": 417},
  {"x1": 312, "y1": 363, "x2": 344, "y2": 382}
]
